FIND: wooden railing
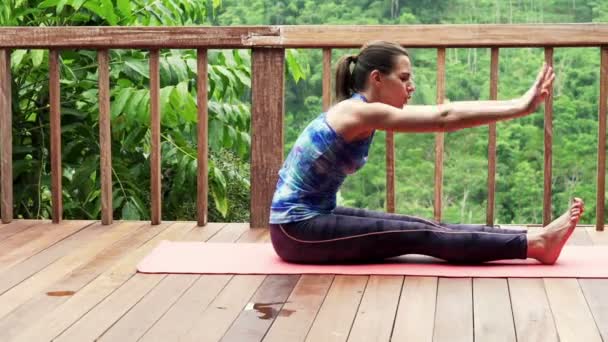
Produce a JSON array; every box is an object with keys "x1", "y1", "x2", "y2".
[{"x1": 0, "y1": 25, "x2": 607, "y2": 230}]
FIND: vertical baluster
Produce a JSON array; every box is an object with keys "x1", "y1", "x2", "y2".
[
  {"x1": 0, "y1": 49, "x2": 12, "y2": 223},
  {"x1": 150, "y1": 50, "x2": 161, "y2": 225},
  {"x1": 597, "y1": 47, "x2": 607, "y2": 231},
  {"x1": 543, "y1": 47, "x2": 554, "y2": 227},
  {"x1": 197, "y1": 48, "x2": 209, "y2": 227},
  {"x1": 98, "y1": 49, "x2": 112, "y2": 225},
  {"x1": 50, "y1": 50, "x2": 62, "y2": 223},
  {"x1": 487, "y1": 48, "x2": 499, "y2": 226},
  {"x1": 434, "y1": 48, "x2": 446, "y2": 222}
]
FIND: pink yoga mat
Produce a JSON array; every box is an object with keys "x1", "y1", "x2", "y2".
[{"x1": 136, "y1": 241, "x2": 608, "y2": 278}]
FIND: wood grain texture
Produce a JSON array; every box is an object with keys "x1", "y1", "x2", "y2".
[
  {"x1": 221, "y1": 274, "x2": 300, "y2": 342},
  {"x1": 434, "y1": 48, "x2": 446, "y2": 222},
  {"x1": 149, "y1": 50, "x2": 161, "y2": 225},
  {"x1": 597, "y1": 47, "x2": 607, "y2": 231},
  {"x1": 263, "y1": 275, "x2": 333, "y2": 342},
  {"x1": 5, "y1": 25, "x2": 608, "y2": 49},
  {"x1": 486, "y1": 47, "x2": 498, "y2": 226},
  {"x1": 473, "y1": 279, "x2": 516, "y2": 342},
  {"x1": 392, "y1": 276, "x2": 437, "y2": 342},
  {"x1": 434, "y1": 278, "x2": 473, "y2": 342},
  {"x1": 250, "y1": 49, "x2": 284, "y2": 228},
  {"x1": 98, "y1": 50, "x2": 112, "y2": 225},
  {"x1": 196, "y1": 49, "x2": 208, "y2": 227},
  {"x1": 49, "y1": 50, "x2": 62, "y2": 223},
  {"x1": 386, "y1": 131, "x2": 395, "y2": 213},
  {"x1": 544, "y1": 47, "x2": 554, "y2": 227},
  {"x1": 304, "y1": 275, "x2": 367, "y2": 342},
  {"x1": 0, "y1": 26, "x2": 279, "y2": 48},
  {"x1": 545, "y1": 278, "x2": 603, "y2": 342},
  {"x1": 509, "y1": 278, "x2": 558, "y2": 342},
  {"x1": 347, "y1": 275, "x2": 403, "y2": 342},
  {"x1": 0, "y1": 49, "x2": 12, "y2": 223},
  {"x1": 0, "y1": 49, "x2": 13, "y2": 223},
  {"x1": 266, "y1": 24, "x2": 608, "y2": 48}
]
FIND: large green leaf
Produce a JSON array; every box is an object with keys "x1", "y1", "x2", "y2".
[
  {"x1": 122, "y1": 200, "x2": 140, "y2": 220},
  {"x1": 116, "y1": 0, "x2": 131, "y2": 17},
  {"x1": 30, "y1": 50, "x2": 44, "y2": 68},
  {"x1": 111, "y1": 87, "x2": 133, "y2": 119}
]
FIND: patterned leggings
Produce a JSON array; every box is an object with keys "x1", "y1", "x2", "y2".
[{"x1": 270, "y1": 206, "x2": 528, "y2": 264}]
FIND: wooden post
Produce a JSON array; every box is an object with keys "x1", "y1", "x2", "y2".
[
  {"x1": 251, "y1": 48, "x2": 284, "y2": 228},
  {"x1": 98, "y1": 50, "x2": 112, "y2": 225},
  {"x1": 0, "y1": 49, "x2": 12, "y2": 223},
  {"x1": 543, "y1": 48, "x2": 554, "y2": 227},
  {"x1": 434, "y1": 48, "x2": 446, "y2": 222},
  {"x1": 597, "y1": 47, "x2": 607, "y2": 232},
  {"x1": 150, "y1": 50, "x2": 161, "y2": 225},
  {"x1": 487, "y1": 48, "x2": 499, "y2": 226},
  {"x1": 197, "y1": 49, "x2": 209, "y2": 227},
  {"x1": 50, "y1": 50, "x2": 62, "y2": 223}
]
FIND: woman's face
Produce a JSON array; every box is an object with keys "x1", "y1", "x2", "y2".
[{"x1": 375, "y1": 55, "x2": 415, "y2": 108}]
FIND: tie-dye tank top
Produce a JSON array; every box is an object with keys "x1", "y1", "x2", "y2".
[{"x1": 269, "y1": 94, "x2": 375, "y2": 224}]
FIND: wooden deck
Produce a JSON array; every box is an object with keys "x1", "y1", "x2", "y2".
[{"x1": 0, "y1": 220, "x2": 606, "y2": 341}]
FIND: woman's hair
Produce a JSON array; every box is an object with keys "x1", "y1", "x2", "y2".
[{"x1": 335, "y1": 41, "x2": 410, "y2": 102}]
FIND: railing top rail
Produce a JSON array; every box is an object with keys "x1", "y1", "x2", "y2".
[{"x1": 1, "y1": 24, "x2": 608, "y2": 48}]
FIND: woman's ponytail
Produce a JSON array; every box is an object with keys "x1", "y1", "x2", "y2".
[{"x1": 335, "y1": 54, "x2": 357, "y2": 102}]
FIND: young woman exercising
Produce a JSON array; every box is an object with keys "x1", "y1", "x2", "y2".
[{"x1": 269, "y1": 41, "x2": 584, "y2": 265}]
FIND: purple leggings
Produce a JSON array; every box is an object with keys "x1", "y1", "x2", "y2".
[{"x1": 270, "y1": 206, "x2": 528, "y2": 264}]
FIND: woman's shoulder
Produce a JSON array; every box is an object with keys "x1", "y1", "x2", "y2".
[{"x1": 326, "y1": 100, "x2": 374, "y2": 142}]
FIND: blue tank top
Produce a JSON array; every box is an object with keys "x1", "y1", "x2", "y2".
[{"x1": 269, "y1": 94, "x2": 375, "y2": 224}]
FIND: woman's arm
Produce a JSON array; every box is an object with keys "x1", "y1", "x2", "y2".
[{"x1": 353, "y1": 63, "x2": 554, "y2": 133}]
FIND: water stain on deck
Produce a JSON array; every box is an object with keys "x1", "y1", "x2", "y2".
[
  {"x1": 46, "y1": 290, "x2": 75, "y2": 297},
  {"x1": 246, "y1": 301, "x2": 294, "y2": 319}
]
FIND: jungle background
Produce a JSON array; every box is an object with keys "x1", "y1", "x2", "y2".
[{"x1": 2, "y1": 0, "x2": 607, "y2": 224}]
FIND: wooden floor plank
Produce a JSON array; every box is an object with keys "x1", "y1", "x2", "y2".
[
  {"x1": 566, "y1": 226, "x2": 593, "y2": 245},
  {"x1": 508, "y1": 278, "x2": 558, "y2": 342},
  {"x1": 391, "y1": 276, "x2": 437, "y2": 342},
  {"x1": 433, "y1": 278, "x2": 473, "y2": 342},
  {"x1": 0, "y1": 220, "x2": 44, "y2": 241},
  {"x1": 262, "y1": 275, "x2": 334, "y2": 342},
  {"x1": 544, "y1": 278, "x2": 603, "y2": 342},
  {"x1": 0, "y1": 221, "x2": 108, "y2": 295},
  {"x1": 139, "y1": 272, "x2": 234, "y2": 341},
  {"x1": 0, "y1": 221, "x2": 169, "y2": 341},
  {"x1": 54, "y1": 222, "x2": 239, "y2": 342},
  {"x1": 304, "y1": 275, "x2": 367, "y2": 342},
  {"x1": 0, "y1": 221, "x2": 140, "y2": 321},
  {"x1": 347, "y1": 275, "x2": 403, "y2": 342},
  {"x1": 100, "y1": 226, "x2": 268, "y2": 342},
  {"x1": 170, "y1": 228, "x2": 269, "y2": 342},
  {"x1": 181, "y1": 274, "x2": 267, "y2": 341},
  {"x1": 579, "y1": 279, "x2": 608, "y2": 342},
  {"x1": 10, "y1": 221, "x2": 207, "y2": 342},
  {"x1": 221, "y1": 274, "x2": 301, "y2": 342},
  {"x1": 0, "y1": 220, "x2": 93, "y2": 273},
  {"x1": 137, "y1": 225, "x2": 263, "y2": 342},
  {"x1": 586, "y1": 227, "x2": 608, "y2": 245},
  {"x1": 473, "y1": 278, "x2": 516, "y2": 342},
  {"x1": 579, "y1": 227, "x2": 608, "y2": 341}
]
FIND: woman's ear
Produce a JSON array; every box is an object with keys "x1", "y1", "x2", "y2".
[{"x1": 369, "y1": 69, "x2": 382, "y2": 86}]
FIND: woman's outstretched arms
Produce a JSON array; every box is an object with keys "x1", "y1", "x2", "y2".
[{"x1": 351, "y1": 63, "x2": 555, "y2": 133}]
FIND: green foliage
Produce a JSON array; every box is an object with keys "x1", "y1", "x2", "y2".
[{"x1": 8, "y1": 0, "x2": 608, "y2": 225}]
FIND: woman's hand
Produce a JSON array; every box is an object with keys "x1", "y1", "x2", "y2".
[{"x1": 521, "y1": 63, "x2": 555, "y2": 114}]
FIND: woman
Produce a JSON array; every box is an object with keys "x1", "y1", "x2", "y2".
[{"x1": 269, "y1": 41, "x2": 584, "y2": 265}]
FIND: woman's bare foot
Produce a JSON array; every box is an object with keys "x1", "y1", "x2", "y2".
[{"x1": 528, "y1": 198, "x2": 584, "y2": 264}]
